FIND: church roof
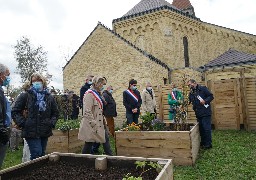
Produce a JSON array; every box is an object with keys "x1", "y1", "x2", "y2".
[
  {"x1": 202, "y1": 49, "x2": 256, "y2": 70},
  {"x1": 113, "y1": 0, "x2": 199, "y2": 23},
  {"x1": 172, "y1": 0, "x2": 192, "y2": 10},
  {"x1": 122, "y1": 0, "x2": 178, "y2": 17}
]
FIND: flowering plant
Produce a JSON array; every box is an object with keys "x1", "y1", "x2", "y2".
[{"x1": 123, "y1": 122, "x2": 141, "y2": 131}]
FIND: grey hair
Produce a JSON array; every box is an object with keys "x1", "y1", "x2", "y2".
[{"x1": 0, "y1": 63, "x2": 7, "y2": 74}]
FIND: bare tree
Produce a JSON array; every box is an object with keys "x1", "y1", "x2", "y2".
[{"x1": 13, "y1": 36, "x2": 48, "y2": 83}]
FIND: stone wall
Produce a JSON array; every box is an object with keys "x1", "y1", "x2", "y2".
[
  {"x1": 63, "y1": 25, "x2": 169, "y2": 127},
  {"x1": 113, "y1": 9, "x2": 256, "y2": 69}
]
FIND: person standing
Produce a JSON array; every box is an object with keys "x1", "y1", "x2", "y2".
[
  {"x1": 0, "y1": 63, "x2": 11, "y2": 169},
  {"x1": 168, "y1": 83, "x2": 183, "y2": 122},
  {"x1": 123, "y1": 79, "x2": 142, "y2": 124},
  {"x1": 12, "y1": 73, "x2": 59, "y2": 160},
  {"x1": 69, "y1": 91, "x2": 80, "y2": 120},
  {"x1": 103, "y1": 86, "x2": 117, "y2": 137},
  {"x1": 79, "y1": 75, "x2": 94, "y2": 115},
  {"x1": 188, "y1": 79, "x2": 214, "y2": 149},
  {"x1": 78, "y1": 76, "x2": 112, "y2": 155},
  {"x1": 141, "y1": 82, "x2": 156, "y2": 116}
]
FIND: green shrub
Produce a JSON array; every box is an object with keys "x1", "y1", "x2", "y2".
[{"x1": 55, "y1": 119, "x2": 80, "y2": 131}]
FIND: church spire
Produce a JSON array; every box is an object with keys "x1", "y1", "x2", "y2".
[{"x1": 172, "y1": 0, "x2": 196, "y2": 17}]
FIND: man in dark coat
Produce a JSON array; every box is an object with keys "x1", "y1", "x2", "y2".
[
  {"x1": 0, "y1": 63, "x2": 11, "y2": 168},
  {"x1": 69, "y1": 91, "x2": 80, "y2": 120},
  {"x1": 103, "y1": 86, "x2": 117, "y2": 137},
  {"x1": 188, "y1": 79, "x2": 214, "y2": 149},
  {"x1": 123, "y1": 79, "x2": 142, "y2": 124},
  {"x1": 79, "y1": 75, "x2": 94, "y2": 115}
]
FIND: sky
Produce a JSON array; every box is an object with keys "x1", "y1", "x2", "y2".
[{"x1": 0, "y1": 0, "x2": 255, "y2": 91}]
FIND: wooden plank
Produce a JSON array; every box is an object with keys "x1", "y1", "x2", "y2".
[
  {"x1": 115, "y1": 131, "x2": 191, "y2": 140},
  {"x1": 116, "y1": 138, "x2": 191, "y2": 149}
]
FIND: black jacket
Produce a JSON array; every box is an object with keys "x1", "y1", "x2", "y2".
[
  {"x1": 79, "y1": 83, "x2": 91, "y2": 108},
  {"x1": 11, "y1": 90, "x2": 59, "y2": 138},
  {"x1": 123, "y1": 89, "x2": 142, "y2": 114},
  {"x1": 102, "y1": 90, "x2": 117, "y2": 117},
  {"x1": 189, "y1": 85, "x2": 214, "y2": 118},
  {"x1": 0, "y1": 87, "x2": 6, "y2": 128}
]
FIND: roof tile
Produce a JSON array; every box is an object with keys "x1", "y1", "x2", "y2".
[
  {"x1": 204, "y1": 49, "x2": 256, "y2": 68},
  {"x1": 172, "y1": 0, "x2": 192, "y2": 10},
  {"x1": 123, "y1": 0, "x2": 179, "y2": 17}
]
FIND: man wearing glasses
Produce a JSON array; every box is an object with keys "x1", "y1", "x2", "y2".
[
  {"x1": 123, "y1": 79, "x2": 142, "y2": 125},
  {"x1": 187, "y1": 79, "x2": 214, "y2": 150}
]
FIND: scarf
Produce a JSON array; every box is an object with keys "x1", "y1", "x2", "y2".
[{"x1": 30, "y1": 87, "x2": 49, "y2": 111}]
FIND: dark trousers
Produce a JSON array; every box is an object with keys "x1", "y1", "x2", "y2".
[
  {"x1": 0, "y1": 143, "x2": 8, "y2": 169},
  {"x1": 25, "y1": 137, "x2": 48, "y2": 160},
  {"x1": 126, "y1": 113, "x2": 139, "y2": 124},
  {"x1": 82, "y1": 130, "x2": 112, "y2": 155},
  {"x1": 197, "y1": 116, "x2": 212, "y2": 147}
]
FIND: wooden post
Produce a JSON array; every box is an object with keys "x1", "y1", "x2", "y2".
[{"x1": 158, "y1": 85, "x2": 163, "y2": 121}]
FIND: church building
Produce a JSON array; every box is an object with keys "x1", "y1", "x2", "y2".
[{"x1": 63, "y1": 0, "x2": 256, "y2": 126}]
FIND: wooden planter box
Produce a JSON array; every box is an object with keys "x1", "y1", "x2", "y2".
[
  {"x1": 46, "y1": 129, "x2": 84, "y2": 153},
  {"x1": 0, "y1": 153, "x2": 173, "y2": 180},
  {"x1": 115, "y1": 123, "x2": 200, "y2": 166}
]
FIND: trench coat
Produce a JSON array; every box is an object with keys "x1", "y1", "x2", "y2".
[
  {"x1": 141, "y1": 89, "x2": 156, "y2": 114},
  {"x1": 78, "y1": 91, "x2": 105, "y2": 143}
]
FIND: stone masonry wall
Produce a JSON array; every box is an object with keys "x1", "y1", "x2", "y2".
[
  {"x1": 113, "y1": 10, "x2": 256, "y2": 70},
  {"x1": 63, "y1": 25, "x2": 169, "y2": 127}
]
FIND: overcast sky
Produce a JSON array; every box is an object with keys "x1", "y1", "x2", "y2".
[{"x1": 0, "y1": 0, "x2": 255, "y2": 91}]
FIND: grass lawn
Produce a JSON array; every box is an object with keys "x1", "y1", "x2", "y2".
[{"x1": 2, "y1": 130, "x2": 256, "y2": 179}]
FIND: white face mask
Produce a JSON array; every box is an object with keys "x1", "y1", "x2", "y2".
[{"x1": 146, "y1": 87, "x2": 152, "y2": 91}]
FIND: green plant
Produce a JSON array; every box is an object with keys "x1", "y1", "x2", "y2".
[
  {"x1": 122, "y1": 161, "x2": 163, "y2": 180},
  {"x1": 140, "y1": 112, "x2": 155, "y2": 130},
  {"x1": 151, "y1": 118, "x2": 165, "y2": 131},
  {"x1": 55, "y1": 119, "x2": 80, "y2": 131}
]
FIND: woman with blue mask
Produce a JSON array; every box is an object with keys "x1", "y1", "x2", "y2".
[
  {"x1": 12, "y1": 73, "x2": 59, "y2": 160},
  {"x1": 78, "y1": 76, "x2": 112, "y2": 156},
  {"x1": 123, "y1": 79, "x2": 142, "y2": 125}
]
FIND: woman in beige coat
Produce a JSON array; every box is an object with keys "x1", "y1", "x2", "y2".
[
  {"x1": 78, "y1": 76, "x2": 112, "y2": 155},
  {"x1": 141, "y1": 82, "x2": 157, "y2": 115}
]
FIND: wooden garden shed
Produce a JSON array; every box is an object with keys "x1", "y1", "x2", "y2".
[{"x1": 155, "y1": 49, "x2": 256, "y2": 131}]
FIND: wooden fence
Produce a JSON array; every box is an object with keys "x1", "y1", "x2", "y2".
[{"x1": 155, "y1": 77, "x2": 256, "y2": 131}]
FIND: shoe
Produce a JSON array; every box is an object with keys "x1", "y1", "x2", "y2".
[{"x1": 201, "y1": 145, "x2": 212, "y2": 150}]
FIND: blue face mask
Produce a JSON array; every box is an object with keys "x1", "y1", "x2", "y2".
[
  {"x1": 100, "y1": 85, "x2": 106, "y2": 91},
  {"x1": 132, "y1": 85, "x2": 137, "y2": 91},
  {"x1": 109, "y1": 89, "x2": 113, "y2": 94},
  {"x1": 88, "y1": 81, "x2": 92, "y2": 85},
  {"x1": 32, "y1": 82, "x2": 43, "y2": 91},
  {"x1": 2, "y1": 76, "x2": 10, "y2": 87}
]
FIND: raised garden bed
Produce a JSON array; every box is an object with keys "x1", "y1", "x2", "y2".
[
  {"x1": 0, "y1": 153, "x2": 173, "y2": 180},
  {"x1": 115, "y1": 123, "x2": 200, "y2": 166},
  {"x1": 46, "y1": 129, "x2": 84, "y2": 154}
]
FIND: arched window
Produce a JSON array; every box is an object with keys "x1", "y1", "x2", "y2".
[{"x1": 183, "y1": 36, "x2": 190, "y2": 67}]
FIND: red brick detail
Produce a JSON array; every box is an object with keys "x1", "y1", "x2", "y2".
[{"x1": 172, "y1": 0, "x2": 192, "y2": 10}]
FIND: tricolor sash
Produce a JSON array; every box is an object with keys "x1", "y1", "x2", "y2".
[
  {"x1": 171, "y1": 91, "x2": 177, "y2": 101},
  {"x1": 126, "y1": 89, "x2": 138, "y2": 102},
  {"x1": 85, "y1": 89, "x2": 103, "y2": 109}
]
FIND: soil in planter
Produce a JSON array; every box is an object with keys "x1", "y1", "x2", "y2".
[
  {"x1": 8, "y1": 160, "x2": 158, "y2": 180},
  {"x1": 140, "y1": 122, "x2": 194, "y2": 131}
]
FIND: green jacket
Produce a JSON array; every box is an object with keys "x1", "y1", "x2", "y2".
[{"x1": 168, "y1": 90, "x2": 183, "y2": 106}]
